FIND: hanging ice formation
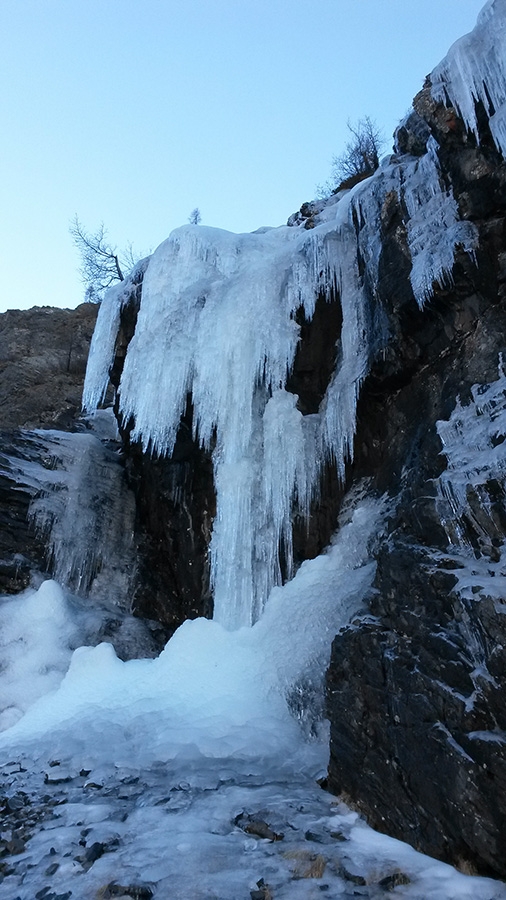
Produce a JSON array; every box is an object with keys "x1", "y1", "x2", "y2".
[
  {"x1": 0, "y1": 428, "x2": 137, "y2": 606},
  {"x1": 431, "y1": 0, "x2": 506, "y2": 159},
  {"x1": 436, "y1": 356, "x2": 506, "y2": 551},
  {"x1": 83, "y1": 0, "x2": 506, "y2": 630}
]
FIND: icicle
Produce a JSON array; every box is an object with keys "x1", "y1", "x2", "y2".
[
  {"x1": 436, "y1": 363, "x2": 506, "y2": 550},
  {"x1": 431, "y1": 0, "x2": 506, "y2": 158},
  {"x1": 403, "y1": 138, "x2": 478, "y2": 307},
  {"x1": 83, "y1": 258, "x2": 149, "y2": 413},
  {"x1": 4, "y1": 431, "x2": 137, "y2": 604}
]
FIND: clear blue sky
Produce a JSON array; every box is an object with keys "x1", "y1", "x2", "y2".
[{"x1": 0, "y1": 0, "x2": 485, "y2": 312}]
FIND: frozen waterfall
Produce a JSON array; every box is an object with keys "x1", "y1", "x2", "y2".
[
  {"x1": 84, "y1": 218, "x2": 376, "y2": 628},
  {"x1": 84, "y1": 154, "x2": 478, "y2": 629},
  {"x1": 81, "y1": 0, "x2": 504, "y2": 630}
]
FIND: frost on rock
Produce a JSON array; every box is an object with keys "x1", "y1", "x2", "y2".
[
  {"x1": 436, "y1": 358, "x2": 506, "y2": 552},
  {"x1": 401, "y1": 138, "x2": 478, "y2": 306},
  {"x1": 431, "y1": 0, "x2": 506, "y2": 157},
  {"x1": 1, "y1": 430, "x2": 137, "y2": 606},
  {"x1": 350, "y1": 135, "x2": 478, "y2": 310}
]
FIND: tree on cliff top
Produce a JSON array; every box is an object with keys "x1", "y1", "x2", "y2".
[
  {"x1": 317, "y1": 116, "x2": 385, "y2": 197},
  {"x1": 188, "y1": 207, "x2": 202, "y2": 225},
  {"x1": 70, "y1": 216, "x2": 130, "y2": 304}
]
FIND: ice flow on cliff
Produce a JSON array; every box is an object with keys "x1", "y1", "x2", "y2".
[{"x1": 83, "y1": 142, "x2": 478, "y2": 629}]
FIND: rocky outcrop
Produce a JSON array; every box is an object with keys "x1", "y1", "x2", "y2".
[
  {"x1": 0, "y1": 304, "x2": 99, "y2": 594},
  {"x1": 0, "y1": 303, "x2": 99, "y2": 430},
  {"x1": 326, "y1": 84, "x2": 506, "y2": 878},
  {"x1": 0, "y1": 304, "x2": 163, "y2": 658},
  {"x1": 121, "y1": 407, "x2": 216, "y2": 632}
]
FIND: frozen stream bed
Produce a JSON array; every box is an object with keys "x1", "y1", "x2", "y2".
[{"x1": 1, "y1": 752, "x2": 505, "y2": 900}]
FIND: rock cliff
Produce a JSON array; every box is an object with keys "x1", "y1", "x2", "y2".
[
  {"x1": 0, "y1": 304, "x2": 98, "y2": 593},
  {"x1": 326, "y1": 83, "x2": 506, "y2": 878},
  {"x1": 0, "y1": 303, "x2": 162, "y2": 658},
  {"x1": 0, "y1": 304, "x2": 98, "y2": 431}
]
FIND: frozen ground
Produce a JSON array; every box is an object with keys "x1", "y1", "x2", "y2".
[{"x1": 0, "y1": 751, "x2": 505, "y2": 900}]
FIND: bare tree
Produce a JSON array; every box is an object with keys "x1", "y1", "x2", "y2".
[
  {"x1": 325, "y1": 117, "x2": 384, "y2": 194},
  {"x1": 70, "y1": 216, "x2": 126, "y2": 303},
  {"x1": 188, "y1": 207, "x2": 202, "y2": 225},
  {"x1": 122, "y1": 240, "x2": 141, "y2": 273}
]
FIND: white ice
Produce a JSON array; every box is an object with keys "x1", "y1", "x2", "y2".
[
  {"x1": 0, "y1": 495, "x2": 382, "y2": 767},
  {"x1": 0, "y1": 580, "x2": 76, "y2": 732},
  {"x1": 83, "y1": 146, "x2": 480, "y2": 628},
  {"x1": 436, "y1": 359, "x2": 506, "y2": 547},
  {"x1": 431, "y1": 0, "x2": 506, "y2": 157}
]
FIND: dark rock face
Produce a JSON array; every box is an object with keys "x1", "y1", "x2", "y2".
[
  {"x1": 0, "y1": 304, "x2": 98, "y2": 430},
  {"x1": 0, "y1": 431, "x2": 49, "y2": 593},
  {"x1": 122, "y1": 407, "x2": 216, "y2": 633},
  {"x1": 289, "y1": 291, "x2": 346, "y2": 566},
  {"x1": 287, "y1": 292, "x2": 342, "y2": 416},
  {"x1": 105, "y1": 284, "x2": 216, "y2": 635},
  {"x1": 326, "y1": 87, "x2": 506, "y2": 878},
  {"x1": 0, "y1": 305, "x2": 98, "y2": 594}
]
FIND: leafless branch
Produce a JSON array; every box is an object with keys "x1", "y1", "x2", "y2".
[{"x1": 70, "y1": 216, "x2": 128, "y2": 303}]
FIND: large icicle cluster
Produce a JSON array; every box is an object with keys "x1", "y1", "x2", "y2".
[
  {"x1": 84, "y1": 218, "x2": 374, "y2": 628},
  {"x1": 83, "y1": 0, "x2": 504, "y2": 629},
  {"x1": 401, "y1": 137, "x2": 478, "y2": 306},
  {"x1": 431, "y1": 0, "x2": 506, "y2": 158}
]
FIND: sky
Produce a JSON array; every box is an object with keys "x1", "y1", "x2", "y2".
[{"x1": 0, "y1": 0, "x2": 486, "y2": 312}]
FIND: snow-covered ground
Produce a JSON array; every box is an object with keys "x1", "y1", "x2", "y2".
[{"x1": 1, "y1": 752, "x2": 504, "y2": 900}]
